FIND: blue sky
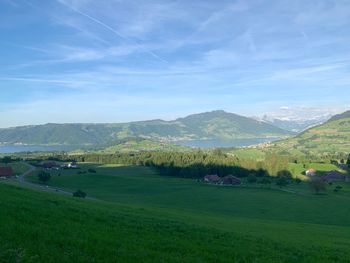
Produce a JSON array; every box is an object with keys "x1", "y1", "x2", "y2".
[{"x1": 1, "y1": 0, "x2": 350, "y2": 127}]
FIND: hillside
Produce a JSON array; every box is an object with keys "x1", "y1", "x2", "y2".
[
  {"x1": 271, "y1": 116, "x2": 350, "y2": 156},
  {"x1": 2, "y1": 163, "x2": 350, "y2": 262},
  {"x1": 328, "y1": 110, "x2": 350, "y2": 122},
  {"x1": 96, "y1": 138, "x2": 190, "y2": 153},
  {"x1": 0, "y1": 110, "x2": 291, "y2": 146}
]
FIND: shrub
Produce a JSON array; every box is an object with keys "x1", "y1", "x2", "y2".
[
  {"x1": 258, "y1": 177, "x2": 271, "y2": 185},
  {"x1": 309, "y1": 177, "x2": 326, "y2": 194},
  {"x1": 88, "y1": 169, "x2": 96, "y2": 173},
  {"x1": 276, "y1": 177, "x2": 289, "y2": 188},
  {"x1": 247, "y1": 174, "x2": 257, "y2": 184},
  {"x1": 73, "y1": 190, "x2": 87, "y2": 198},
  {"x1": 295, "y1": 178, "x2": 302, "y2": 184},
  {"x1": 38, "y1": 171, "x2": 51, "y2": 184}
]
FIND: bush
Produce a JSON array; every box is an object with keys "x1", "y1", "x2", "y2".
[
  {"x1": 295, "y1": 178, "x2": 302, "y2": 184},
  {"x1": 309, "y1": 177, "x2": 326, "y2": 194},
  {"x1": 73, "y1": 190, "x2": 87, "y2": 198},
  {"x1": 277, "y1": 170, "x2": 293, "y2": 180},
  {"x1": 247, "y1": 174, "x2": 257, "y2": 184},
  {"x1": 88, "y1": 169, "x2": 96, "y2": 173},
  {"x1": 258, "y1": 177, "x2": 271, "y2": 185},
  {"x1": 276, "y1": 177, "x2": 289, "y2": 188},
  {"x1": 38, "y1": 171, "x2": 51, "y2": 184}
]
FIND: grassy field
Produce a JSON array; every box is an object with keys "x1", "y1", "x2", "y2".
[
  {"x1": 2, "y1": 163, "x2": 350, "y2": 262},
  {"x1": 27, "y1": 164, "x2": 350, "y2": 224},
  {"x1": 271, "y1": 117, "x2": 350, "y2": 156},
  {"x1": 1, "y1": 181, "x2": 350, "y2": 262},
  {"x1": 288, "y1": 162, "x2": 347, "y2": 178}
]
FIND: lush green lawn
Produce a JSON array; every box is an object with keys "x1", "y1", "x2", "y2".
[
  {"x1": 27, "y1": 164, "x2": 350, "y2": 226},
  {"x1": 1, "y1": 182, "x2": 350, "y2": 263},
  {"x1": 5, "y1": 163, "x2": 350, "y2": 262}
]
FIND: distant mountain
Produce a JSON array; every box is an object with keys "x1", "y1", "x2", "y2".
[
  {"x1": 272, "y1": 110, "x2": 350, "y2": 156},
  {"x1": 0, "y1": 110, "x2": 292, "y2": 147},
  {"x1": 258, "y1": 115, "x2": 330, "y2": 132}
]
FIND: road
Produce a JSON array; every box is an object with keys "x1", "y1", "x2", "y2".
[{"x1": 16, "y1": 162, "x2": 80, "y2": 197}]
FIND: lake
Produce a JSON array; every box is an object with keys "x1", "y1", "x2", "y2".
[
  {"x1": 173, "y1": 138, "x2": 279, "y2": 149},
  {"x1": 0, "y1": 145, "x2": 82, "y2": 154}
]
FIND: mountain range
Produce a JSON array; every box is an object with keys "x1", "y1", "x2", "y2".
[
  {"x1": 258, "y1": 115, "x2": 331, "y2": 132},
  {"x1": 0, "y1": 110, "x2": 292, "y2": 147}
]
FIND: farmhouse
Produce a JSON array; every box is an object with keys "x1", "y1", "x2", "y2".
[
  {"x1": 67, "y1": 161, "x2": 78, "y2": 169},
  {"x1": 42, "y1": 161, "x2": 59, "y2": 170},
  {"x1": 305, "y1": 168, "x2": 317, "y2": 177},
  {"x1": 323, "y1": 171, "x2": 346, "y2": 182},
  {"x1": 204, "y1": 174, "x2": 220, "y2": 184},
  {"x1": 0, "y1": 166, "x2": 13, "y2": 178},
  {"x1": 222, "y1": 175, "x2": 241, "y2": 185}
]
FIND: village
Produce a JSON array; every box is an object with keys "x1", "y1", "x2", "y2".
[{"x1": 0, "y1": 160, "x2": 79, "y2": 179}]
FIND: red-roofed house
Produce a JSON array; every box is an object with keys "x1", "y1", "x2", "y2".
[
  {"x1": 306, "y1": 168, "x2": 317, "y2": 177},
  {"x1": 0, "y1": 166, "x2": 13, "y2": 178}
]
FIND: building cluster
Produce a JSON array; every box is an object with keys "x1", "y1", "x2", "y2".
[
  {"x1": 305, "y1": 168, "x2": 349, "y2": 182},
  {"x1": 203, "y1": 174, "x2": 241, "y2": 185}
]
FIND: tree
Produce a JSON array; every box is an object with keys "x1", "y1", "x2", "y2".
[
  {"x1": 247, "y1": 174, "x2": 257, "y2": 183},
  {"x1": 277, "y1": 170, "x2": 293, "y2": 180},
  {"x1": 258, "y1": 177, "x2": 271, "y2": 187},
  {"x1": 347, "y1": 154, "x2": 350, "y2": 168},
  {"x1": 73, "y1": 190, "x2": 87, "y2": 198},
  {"x1": 295, "y1": 178, "x2": 302, "y2": 184},
  {"x1": 309, "y1": 177, "x2": 326, "y2": 194},
  {"x1": 276, "y1": 177, "x2": 288, "y2": 188},
  {"x1": 38, "y1": 171, "x2": 51, "y2": 184},
  {"x1": 0, "y1": 156, "x2": 12, "y2": 164}
]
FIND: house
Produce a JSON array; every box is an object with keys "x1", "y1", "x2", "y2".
[
  {"x1": 323, "y1": 170, "x2": 346, "y2": 182},
  {"x1": 305, "y1": 168, "x2": 317, "y2": 177},
  {"x1": 0, "y1": 166, "x2": 13, "y2": 178},
  {"x1": 222, "y1": 175, "x2": 241, "y2": 185},
  {"x1": 42, "y1": 161, "x2": 59, "y2": 169},
  {"x1": 204, "y1": 174, "x2": 220, "y2": 184},
  {"x1": 67, "y1": 161, "x2": 78, "y2": 169}
]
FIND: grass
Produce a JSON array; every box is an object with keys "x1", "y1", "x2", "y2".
[
  {"x1": 27, "y1": 164, "x2": 350, "y2": 225},
  {"x1": 288, "y1": 162, "x2": 348, "y2": 178},
  {"x1": 3, "y1": 163, "x2": 350, "y2": 262},
  {"x1": 271, "y1": 118, "x2": 350, "y2": 156},
  {"x1": 1, "y1": 181, "x2": 350, "y2": 263},
  {"x1": 98, "y1": 139, "x2": 190, "y2": 153}
]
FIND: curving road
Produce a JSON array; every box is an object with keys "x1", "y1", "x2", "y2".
[{"x1": 17, "y1": 162, "x2": 79, "y2": 197}]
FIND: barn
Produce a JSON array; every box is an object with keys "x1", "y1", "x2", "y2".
[
  {"x1": 204, "y1": 174, "x2": 220, "y2": 184},
  {"x1": 323, "y1": 171, "x2": 346, "y2": 182},
  {"x1": 222, "y1": 175, "x2": 241, "y2": 185},
  {"x1": 0, "y1": 167, "x2": 13, "y2": 178}
]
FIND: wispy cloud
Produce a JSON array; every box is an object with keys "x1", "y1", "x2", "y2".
[
  {"x1": 1, "y1": 0, "x2": 350, "y2": 126},
  {"x1": 56, "y1": 0, "x2": 168, "y2": 63}
]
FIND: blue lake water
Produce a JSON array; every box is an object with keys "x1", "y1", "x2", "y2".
[
  {"x1": 173, "y1": 138, "x2": 279, "y2": 149},
  {"x1": 0, "y1": 145, "x2": 81, "y2": 154}
]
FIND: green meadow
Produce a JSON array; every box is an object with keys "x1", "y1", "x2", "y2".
[{"x1": 1, "y1": 163, "x2": 342, "y2": 262}]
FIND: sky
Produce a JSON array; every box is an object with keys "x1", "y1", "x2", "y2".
[{"x1": 1, "y1": 0, "x2": 350, "y2": 128}]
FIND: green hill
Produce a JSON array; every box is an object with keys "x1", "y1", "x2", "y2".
[
  {"x1": 272, "y1": 116, "x2": 350, "y2": 156},
  {"x1": 0, "y1": 110, "x2": 291, "y2": 146},
  {"x1": 2, "y1": 163, "x2": 350, "y2": 262},
  {"x1": 328, "y1": 110, "x2": 350, "y2": 122}
]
